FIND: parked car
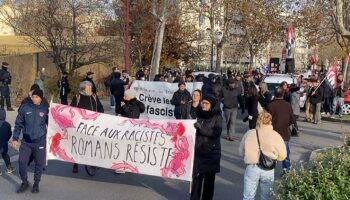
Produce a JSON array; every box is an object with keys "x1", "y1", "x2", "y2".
[
  {"x1": 262, "y1": 74, "x2": 306, "y2": 108},
  {"x1": 343, "y1": 85, "x2": 350, "y2": 115}
]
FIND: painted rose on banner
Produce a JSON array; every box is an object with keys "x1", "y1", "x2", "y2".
[{"x1": 47, "y1": 103, "x2": 196, "y2": 181}]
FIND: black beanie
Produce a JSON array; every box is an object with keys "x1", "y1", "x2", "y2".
[
  {"x1": 30, "y1": 84, "x2": 40, "y2": 92},
  {"x1": 32, "y1": 89, "x2": 43, "y2": 99},
  {"x1": 202, "y1": 95, "x2": 216, "y2": 108}
]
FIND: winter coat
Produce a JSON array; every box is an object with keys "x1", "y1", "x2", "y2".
[
  {"x1": 83, "y1": 77, "x2": 97, "y2": 94},
  {"x1": 283, "y1": 91, "x2": 292, "y2": 103},
  {"x1": 0, "y1": 68, "x2": 11, "y2": 97},
  {"x1": 187, "y1": 102, "x2": 201, "y2": 119},
  {"x1": 170, "y1": 89, "x2": 191, "y2": 119},
  {"x1": 201, "y1": 79, "x2": 214, "y2": 97},
  {"x1": 246, "y1": 95, "x2": 259, "y2": 118},
  {"x1": 193, "y1": 106, "x2": 223, "y2": 174},
  {"x1": 110, "y1": 75, "x2": 128, "y2": 97},
  {"x1": 334, "y1": 80, "x2": 345, "y2": 97},
  {"x1": 13, "y1": 102, "x2": 49, "y2": 143},
  {"x1": 57, "y1": 77, "x2": 70, "y2": 97},
  {"x1": 222, "y1": 86, "x2": 240, "y2": 109},
  {"x1": 70, "y1": 93, "x2": 104, "y2": 113},
  {"x1": 0, "y1": 109, "x2": 11, "y2": 144},
  {"x1": 19, "y1": 96, "x2": 49, "y2": 111},
  {"x1": 291, "y1": 92, "x2": 300, "y2": 116},
  {"x1": 310, "y1": 86, "x2": 324, "y2": 105},
  {"x1": 212, "y1": 82, "x2": 223, "y2": 100},
  {"x1": 258, "y1": 91, "x2": 272, "y2": 110},
  {"x1": 268, "y1": 99, "x2": 294, "y2": 141},
  {"x1": 121, "y1": 98, "x2": 145, "y2": 119}
]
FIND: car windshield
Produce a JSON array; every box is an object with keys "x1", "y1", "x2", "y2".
[{"x1": 266, "y1": 83, "x2": 280, "y2": 94}]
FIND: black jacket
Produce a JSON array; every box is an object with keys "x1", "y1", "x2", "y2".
[
  {"x1": 170, "y1": 89, "x2": 191, "y2": 119},
  {"x1": 193, "y1": 106, "x2": 223, "y2": 174},
  {"x1": 70, "y1": 93, "x2": 104, "y2": 113},
  {"x1": 187, "y1": 102, "x2": 201, "y2": 119},
  {"x1": 0, "y1": 109, "x2": 11, "y2": 144},
  {"x1": 222, "y1": 86, "x2": 240, "y2": 109},
  {"x1": 121, "y1": 98, "x2": 145, "y2": 119},
  {"x1": 57, "y1": 77, "x2": 70, "y2": 97},
  {"x1": 246, "y1": 95, "x2": 259, "y2": 118},
  {"x1": 310, "y1": 86, "x2": 324, "y2": 104},
  {"x1": 110, "y1": 75, "x2": 128, "y2": 97},
  {"x1": 258, "y1": 91, "x2": 272, "y2": 110},
  {"x1": 83, "y1": 77, "x2": 97, "y2": 94}
]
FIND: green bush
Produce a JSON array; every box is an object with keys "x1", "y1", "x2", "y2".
[{"x1": 275, "y1": 146, "x2": 350, "y2": 200}]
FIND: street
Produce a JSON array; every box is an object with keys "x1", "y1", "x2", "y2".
[{"x1": 0, "y1": 101, "x2": 348, "y2": 200}]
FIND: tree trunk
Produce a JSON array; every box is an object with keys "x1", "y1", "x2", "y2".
[
  {"x1": 249, "y1": 46, "x2": 255, "y2": 70},
  {"x1": 150, "y1": 17, "x2": 166, "y2": 80},
  {"x1": 343, "y1": 56, "x2": 349, "y2": 83},
  {"x1": 215, "y1": 43, "x2": 223, "y2": 73}
]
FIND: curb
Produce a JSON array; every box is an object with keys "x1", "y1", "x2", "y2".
[{"x1": 321, "y1": 116, "x2": 350, "y2": 124}]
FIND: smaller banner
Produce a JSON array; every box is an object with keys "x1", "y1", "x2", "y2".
[
  {"x1": 47, "y1": 103, "x2": 196, "y2": 181},
  {"x1": 130, "y1": 81, "x2": 203, "y2": 119}
]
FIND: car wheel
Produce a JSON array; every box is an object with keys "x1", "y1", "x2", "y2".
[{"x1": 343, "y1": 103, "x2": 350, "y2": 115}]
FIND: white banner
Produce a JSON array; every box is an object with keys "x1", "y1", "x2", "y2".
[
  {"x1": 47, "y1": 103, "x2": 196, "y2": 181},
  {"x1": 130, "y1": 81, "x2": 203, "y2": 119}
]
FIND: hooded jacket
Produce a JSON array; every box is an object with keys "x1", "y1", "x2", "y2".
[
  {"x1": 193, "y1": 104, "x2": 223, "y2": 174},
  {"x1": 170, "y1": 89, "x2": 191, "y2": 119},
  {"x1": 0, "y1": 109, "x2": 11, "y2": 144},
  {"x1": 13, "y1": 102, "x2": 48, "y2": 143}
]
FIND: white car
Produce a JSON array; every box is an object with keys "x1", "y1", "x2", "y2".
[{"x1": 262, "y1": 74, "x2": 306, "y2": 108}]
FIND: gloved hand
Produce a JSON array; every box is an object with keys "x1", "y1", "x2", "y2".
[
  {"x1": 248, "y1": 115, "x2": 253, "y2": 120},
  {"x1": 194, "y1": 122, "x2": 202, "y2": 129}
]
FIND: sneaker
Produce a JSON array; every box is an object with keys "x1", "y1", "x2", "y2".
[
  {"x1": 321, "y1": 112, "x2": 326, "y2": 115},
  {"x1": 6, "y1": 166, "x2": 15, "y2": 174},
  {"x1": 72, "y1": 164, "x2": 79, "y2": 173},
  {"x1": 17, "y1": 182, "x2": 29, "y2": 193},
  {"x1": 331, "y1": 115, "x2": 336, "y2": 119},
  {"x1": 31, "y1": 183, "x2": 39, "y2": 193}
]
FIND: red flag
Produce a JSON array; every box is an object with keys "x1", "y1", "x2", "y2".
[{"x1": 326, "y1": 65, "x2": 337, "y2": 89}]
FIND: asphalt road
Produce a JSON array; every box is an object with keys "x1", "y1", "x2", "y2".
[{"x1": 0, "y1": 101, "x2": 348, "y2": 200}]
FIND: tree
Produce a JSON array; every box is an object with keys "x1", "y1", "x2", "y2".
[{"x1": 0, "y1": 0, "x2": 117, "y2": 74}]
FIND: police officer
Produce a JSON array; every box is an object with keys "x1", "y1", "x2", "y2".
[
  {"x1": 0, "y1": 62, "x2": 14, "y2": 111},
  {"x1": 57, "y1": 71, "x2": 70, "y2": 105},
  {"x1": 11, "y1": 89, "x2": 48, "y2": 194}
]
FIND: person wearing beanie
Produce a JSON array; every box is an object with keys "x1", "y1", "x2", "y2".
[
  {"x1": 19, "y1": 84, "x2": 49, "y2": 112},
  {"x1": 0, "y1": 61, "x2": 14, "y2": 111},
  {"x1": 70, "y1": 80, "x2": 104, "y2": 173},
  {"x1": 171, "y1": 82, "x2": 191, "y2": 119},
  {"x1": 191, "y1": 94, "x2": 222, "y2": 200},
  {"x1": 121, "y1": 89, "x2": 145, "y2": 119},
  {"x1": 0, "y1": 108, "x2": 15, "y2": 176},
  {"x1": 11, "y1": 88, "x2": 49, "y2": 194}
]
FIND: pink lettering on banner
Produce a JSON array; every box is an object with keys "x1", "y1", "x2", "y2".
[{"x1": 111, "y1": 161, "x2": 139, "y2": 173}]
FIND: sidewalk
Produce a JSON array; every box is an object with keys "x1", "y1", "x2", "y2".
[{"x1": 298, "y1": 112, "x2": 350, "y2": 124}]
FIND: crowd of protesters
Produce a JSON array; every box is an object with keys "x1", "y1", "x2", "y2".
[{"x1": 1, "y1": 62, "x2": 347, "y2": 199}]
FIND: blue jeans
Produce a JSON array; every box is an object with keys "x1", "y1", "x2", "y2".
[
  {"x1": 243, "y1": 164, "x2": 274, "y2": 200},
  {"x1": 110, "y1": 94, "x2": 115, "y2": 107},
  {"x1": 282, "y1": 141, "x2": 291, "y2": 169},
  {"x1": 333, "y1": 97, "x2": 344, "y2": 116}
]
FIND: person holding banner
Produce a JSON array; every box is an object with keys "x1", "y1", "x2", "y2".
[
  {"x1": 121, "y1": 89, "x2": 145, "y2": 119},
  {"x1": 191, "y1": 95, "x2": 222, "y2": 200},
  {"x1": 70, "y1": 81, "x2": 104, "y2": 173},
  {"x1": 11, "y1": 89, "x2": 48, "y2": 194},
  {"x1": 171, "y1": 82, "x2": 191, "y2": 119}
]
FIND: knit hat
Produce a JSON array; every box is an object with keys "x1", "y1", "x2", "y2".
[
  {"x1": 124, "y1": 89, "x2": 138, "y2": 99},
  {"x1": 32, "y1": 89, "x2": 43, "y2": 99},
  {"x1": 86, "y1": 71, "x2": 94, "y2": 76},
  {"x1": 2, "y1": 62, "x2": 9, "y2": 67},
  {"x1": 202, "y1": 95, "x2": 216, "y2": 108},
  {"x1": 30, "y1": 84, "x2": 40, "y2": 92}
]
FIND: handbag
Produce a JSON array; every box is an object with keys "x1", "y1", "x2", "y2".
[{"x1": 256, "y1": 129, "x2": 276, "y2": 170}]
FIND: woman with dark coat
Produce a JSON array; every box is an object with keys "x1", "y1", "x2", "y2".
[
  {"x1": 187, "y1": 89, "x2": 201, "y2": 119},
  {"x1": 191, "y1": 95, "x2": 222, "y2": 200},
  {"x1": 258, "y1": 82, "x2": 272, "y2": 110},
  {"x1": 171, "y1": 82, "x2": 191, "y2": 119},
  {"x1": 121, "y1": 89, "x2": 145, "y2": 119},
  {"x1": 245, "y1": 85, "x2": 259, "y2": 129},
  {"x1": 70, "y1": 81, "x2": 104, "y2": 173},
  {"x1": 280, "y1": 81, "x2": 291, "y2": 103}
]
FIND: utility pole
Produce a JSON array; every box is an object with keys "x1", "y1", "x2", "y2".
[{"x1": 124, "y1": 0, "x2": 130, "y2": 73}]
